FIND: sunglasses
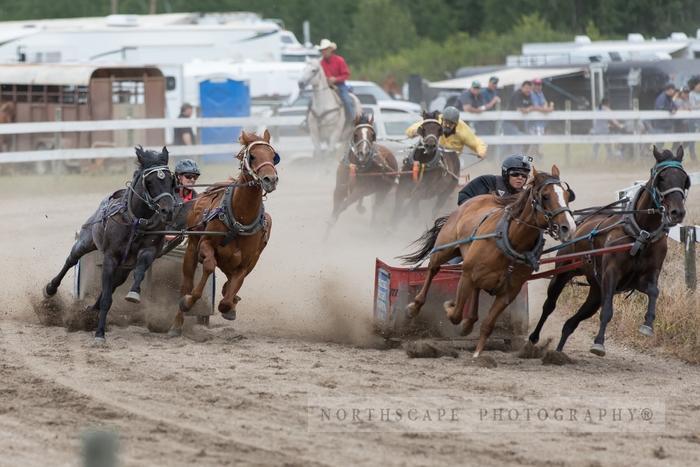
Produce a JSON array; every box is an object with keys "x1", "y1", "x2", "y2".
[
  {"x1": 509, "y1": 171, "x2": 529, "y2": 179},
  {"x1": 182, "y1": 174, "x2": 199, "y2": 180}
]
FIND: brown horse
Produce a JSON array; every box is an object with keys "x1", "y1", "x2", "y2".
[
  {"x1": 393, "y1": 111, "x2": 460, "y2": 222},
  {"x1": 329, "y1": 113, "x2": 399, "y2": 227},
  {"x1": 529, "y1": 146, "x2": 690, "y2": 357},
  {"x1": 400, "y1": 166, "x2": 576, "y2": 357},
  {"x1": 168, "y1": 130, "x2": 279, "y2": 336}
]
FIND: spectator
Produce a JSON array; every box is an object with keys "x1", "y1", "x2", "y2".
[
  {"x1": 528, "y1": 78, "x2": 554, "y2": 156},
  {"x1": 479, "y1": 76, "x2": 501, "y2": 136},
  {"x1": 653, "y1": 83, "x2": 677, "y2": 149},
  {"x1": 591, "y1": 97, "x2": 625, "y2": 161},
  {"x1": 174, "y1": 103, "x2": 195, "y2": 146},
  {"x1": 504, "y1": 81, "x2": 534, "y2": 155},
  {"x1": 674, "y1": 87, "x2": 696, "y2": 159},
  {"x1": 460, "y1": 80, "x2": 486, "y2": 134},
  {"x1": 689, "y1": 79, "x2": 700, "y2": 161}
]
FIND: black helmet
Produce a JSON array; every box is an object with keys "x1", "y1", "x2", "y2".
[
  {"x1": 501, "y1": 155, "x2": 532, "y2": 179},
  {"x1": 174, "y1": 159, "x2": 200, "y2": 176}
]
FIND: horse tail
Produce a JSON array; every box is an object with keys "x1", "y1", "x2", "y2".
[{"x1": 398, "y1": 215, "x2": 449, "y2": 265}]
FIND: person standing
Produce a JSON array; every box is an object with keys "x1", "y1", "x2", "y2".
[
  {"x1": 505, "y1": 81, "x2": 534, "y2": 155},
  {"x1": 173, "y1": 103, "x2": 195, "y2": 146},
  {"x1": 528, "y1": 78, "x2": 554, "y2": 156},
  {"x1": 591, "y1": 97, "x2": 625, "y2": 161},
  {"x1": 460, "y1": 80, "x2": 486, "y2": 134},
  {"x1": 674, "y1": 87, "x2": 696, "y2": 159},
  {"x1": 653, "y1": 84, "x2": 678, "y2": 149},
  {"x1": 479, "y1": 76, "x2": 501, "y2": 137}
]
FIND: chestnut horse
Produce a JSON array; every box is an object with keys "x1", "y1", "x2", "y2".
[
  {"x1": 168, "y1": 130, "x2": 279, "y2": 336},
  {"x1": 393, "y1": 111, "x2": 460, "y2": 222},
  {"x1": 400, "y1": 166, "x2": 576, "y2": 357},
  {"x1": 529, "y1": 146, "x2": 690, "y2": 357},
  {"x1": 329, "y1": 113, "x2": 399, "y2": 227}
]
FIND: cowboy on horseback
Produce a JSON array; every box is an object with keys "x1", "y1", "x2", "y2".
[
  {"x1": 405, "y1": 106, "x2": 487, "y2": 160},
  {"x1": 318, "y1": 38, "x2": 354, "y2": 122},
  {"x1": 457, "y1": 155, "x2": 532, "y2": 205}
]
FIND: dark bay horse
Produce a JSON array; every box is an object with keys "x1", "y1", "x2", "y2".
[
  {"x1": 400, "y1": 166, "x2": 576, "y2": 357},
  {"x1": 393, "y1": 111, "x2": 460, "y2": 221},
  {"x1": 44, "y1": 146, "x2": 176, "y2": 343},
  {"x1": 329, "y1": 114, "x2": 399, "y2": 227},
  {"x1": 169, "y1": 130, "x2": 279, "y2": 336},
  {"x1": 529, "y1": 146, "x2": 690, "y2": 357}
]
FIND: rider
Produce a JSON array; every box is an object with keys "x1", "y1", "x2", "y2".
[
  {"x1": 405, "y1": 106, "x2": 487, "y2": 159},
  {"x1": 457, "y1": 155, "x2": 531, "y2": 205},
  {"x1": 174, "y1": 159, "x2": 200, "y2": 203},
  {"x1": 317, "y1": 38, "x2": 354, "y2": 122}
]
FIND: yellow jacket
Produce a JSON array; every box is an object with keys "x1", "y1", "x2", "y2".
[{"x1": 405, "y1": 116, "x2": 487, "y2": 158}]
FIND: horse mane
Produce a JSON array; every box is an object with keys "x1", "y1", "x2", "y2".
[
  {"x1": 492, "y1": 171, "x2": 554, "y2": 217},
  {"x1": 134, "y1": 145, "x2": 168, "y2": 169},
  {"x1": 423, "y1": 110, "x2": 440, "y2": 120}
]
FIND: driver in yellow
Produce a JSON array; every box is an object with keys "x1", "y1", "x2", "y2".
[{"x1": 406, "y1": 106, "x2": 487, "y2": 158}]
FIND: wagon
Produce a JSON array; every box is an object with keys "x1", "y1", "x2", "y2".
[
  {"x1": 373, "y1": 259, "x2": 529, "y2": 349},
  {"x1": 72, "y1": 236, "x2": 215, "y2": 328}
]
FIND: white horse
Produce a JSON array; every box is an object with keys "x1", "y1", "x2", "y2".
[{"x1": 298, "y1": 59, "x2": 361, "y2": 160}]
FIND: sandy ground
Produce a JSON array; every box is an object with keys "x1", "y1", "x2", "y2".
[{"x1": 1, "y1": 156, "x2": 699, "y2": 467}]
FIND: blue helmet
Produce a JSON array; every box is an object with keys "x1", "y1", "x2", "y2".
[{"x1": 174, "y1": 159, "x2": 200, "y2": 176}]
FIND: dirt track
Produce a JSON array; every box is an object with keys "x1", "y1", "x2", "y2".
[{"x1": 1, "y1": 160, "x2": 700, "y2": 466}]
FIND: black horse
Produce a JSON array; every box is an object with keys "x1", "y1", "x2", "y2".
[
  {"x1": 528, "y1": 146, "x2": 690, "y2": 357},
  {"x1": 393, "y1": 110, "x2": 460, "y2": 223},
  {"x1": 44, "y1": 146, "x2": 176, "y2": 343}
]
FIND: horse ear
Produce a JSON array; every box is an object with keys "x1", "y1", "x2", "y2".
[
  {"x1": 263, "y1": 129, "x2": 271, "y2": 143},
  {"x1": 551, "y1": 164, "x2": 560, "y2": 178},
  {"x1": 239, "y1": 131, "x2": 253, "y2": 145},
  {"x1": 162, "y1": 146, "x2": 169, "y2": 157},
  {"x1": 135, "y1": 145, "x2": 145, "y2": 164},
  {"x1": 353, "y1": 115, "x2": 361, "y2": 125},
  {"x1": 422, "y1": 110, "x2": 429, "y2": 119},
  {"x1": 675, "y1": 144, "x2": 684, "y2": 161},
  {"x1": 531, "y1": 166, "x2": 538, "y2": 178},
  {"x1": 652, "y1": 145, "x2": 662, "y2": 161},
  {"x1": 368, "y1": 113, "x2": 374, "y2": 124}
]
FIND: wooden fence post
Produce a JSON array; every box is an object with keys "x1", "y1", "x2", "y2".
[{"x1": 680, "y1": 226, "x2": 697, "y2": 290}]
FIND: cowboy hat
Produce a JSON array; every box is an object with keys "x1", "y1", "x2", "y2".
[{"x1": 316, "y1": 38, "x2": 337, "y2": 51}]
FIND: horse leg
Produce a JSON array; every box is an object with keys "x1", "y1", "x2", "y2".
[
  {"x1": 590, "y1": 273, "x2": 618, "y2": 356},
  {"x1": 406, "y1": 249, "x2": 457, "y2": 318},
  {"x1": 556, "y1": 284, "x2": 602, "y2": 352},
  {"x1": 181, "y1": 239, "x2": 217, "y2": 313},
  {"x1": 473, "y1": 290, "x2": 518, "y2": 358},
  {"x1": 125, "y1": 246, "x2": 158, "y2": 303},
  {"x1": 44, "y1": 230, "x2": 97, "y2": 298},
  {"x1": 445, "y1": 272, "x2": 475, "y2": 326},
  {"x1": 638, "y1": 274, "x2": 661, "y2": 337},
  {"x1": 94, "y1": 254, "x2": 120, "y2": 343},
  {"x1": 529, "y1": 270, "x2": 576, "y2": 344},
  {"x1": 179, "y1": 237, "x2": 199, "y2": 296},
  {"x1": 218, "y1": 269, "x2": 248, "y2": 320},
  {"x1": 460, "y1": 287, "x2": 481, "y2": 336}
]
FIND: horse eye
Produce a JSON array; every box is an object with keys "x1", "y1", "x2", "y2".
[
  {"x1": 542, "y1": 194, "x2": 550, "y2": 201},
  {"x1": 249, "y1": 154, "x2": 255, "y2": 161}
]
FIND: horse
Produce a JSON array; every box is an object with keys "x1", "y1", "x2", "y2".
[
  {"x1": 393, "y1": 111, "x2": 460, "y2": 222},
  {"x1": 168, "y1": 130, "x2": 279, "y2": 336},
  {"x1": 328, "y1": 113, "x2": 399, "y2": 227},
  {"x1": 298, "y1": 59, "x2": 361, "y2": 160},
  {"x1": 399, "y1": 166, "x2": 576, "y2": 357},
  {"x1": 44, "y1": 146, "x2": 176, "y2": 343},
  {"x1": 528, "y1": 146, "x2": 690, "y2": 358}
]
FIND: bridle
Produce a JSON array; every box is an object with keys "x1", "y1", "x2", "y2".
[
  {"x1": 238, "y1": 141, "x2": 280, "y2": 184},
  {"x1": 418, "y1": 118, "x2": 441, "y2": 150},
  {"x1": 645, "y1": 160, "x2": 690, "y2": 211},
  {"x1": 127, "y1": 165, "x2": 176, "y2": 216},
  {"x1": 510, "y1": 177, "x2": 573, "y2": 239},
  {"x1": 349, "y1": 123, "x2": 376, "y2": 164}
]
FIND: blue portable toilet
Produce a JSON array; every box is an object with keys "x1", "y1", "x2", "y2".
[{"x1": 199, "y1": 78, "x2": 250, "y2": 162}]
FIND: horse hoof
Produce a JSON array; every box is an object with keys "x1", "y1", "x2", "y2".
[
  {"x1": 43, "y1": 283, "x2": 57, "y2": 299},
  {"x1": 93, "y1": 336, "x2": 106, "y2": 346},
  {"x1": 167, "y1": 327, "x2": 182, "y2": 338},
  {"x1": 179, "y1": 296, "x2": 192, "y2": 313},
  {"x1": 405, "y1": 302, "x2": 419, "y2": 319},
  {"x1": 221, "y1": 310, "x2": 237, "y2": 321},
  {"x1": 638, "y1": 324, "x2": 654, "y2": 337},
  {"x1": 589, "y1": 343, "x2": 606, "y2": 357},
  {"x1": 125, "y1": 291, "x2": 141, "y2": 304},
  {"x1": 460, "y1": 320, "x2": 473, "y2": 337}
]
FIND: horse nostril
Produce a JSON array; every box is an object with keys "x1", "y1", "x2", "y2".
[{"x1": 560, "y1": 225, "x2": 569, "y2": 235}]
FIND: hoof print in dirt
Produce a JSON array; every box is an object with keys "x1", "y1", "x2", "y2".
[
  {"x1": 404, "y1": 340, "x2": 458, "y2": 359},
  {"x1": 517, "y1": 338, "x2": 552, "y2": 359},
  {"x1": 473, "y1": 355, "x2": 498, "y2": 368},
  {"x1": 541, "y1": 350, "x2": 574, "y2": 366}
]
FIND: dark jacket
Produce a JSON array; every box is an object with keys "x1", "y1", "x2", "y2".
[{"x1": 457, "y1": 174, "x2": 513, "y2": 205}]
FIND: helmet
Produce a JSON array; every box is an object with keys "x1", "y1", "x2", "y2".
[
  {"x1": 174, "y1": 159, "x2": 200, "y2": 176},
  {"x1": 501, "y1": 155, "x2": 532, "y2": 179},
  {"x1": 441, "y1": 106, "x2": 460, "y2": 124}
]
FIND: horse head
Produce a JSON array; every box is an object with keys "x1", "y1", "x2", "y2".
[
  {"x1": 416, "y1": 110, "x2": 442, "y2": 160},
  {"x1": 238, "y1": 129, "x2": 280, "y2": 193},
  {"x1": 134, "y1": 145, "x2": 176, "y2": 221},
  {"x1": 298, "y1": 59, "x2": 323, "y2": 89},
  {"x1": 350, "y1": 113, "x2": 376, "y2": 165},
  {"x1": 526, "y1": 165, "x2": 576, "y2": 241},
  {"x1": 651, "y1": 145, "x2": 689, "y2": 226}
]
